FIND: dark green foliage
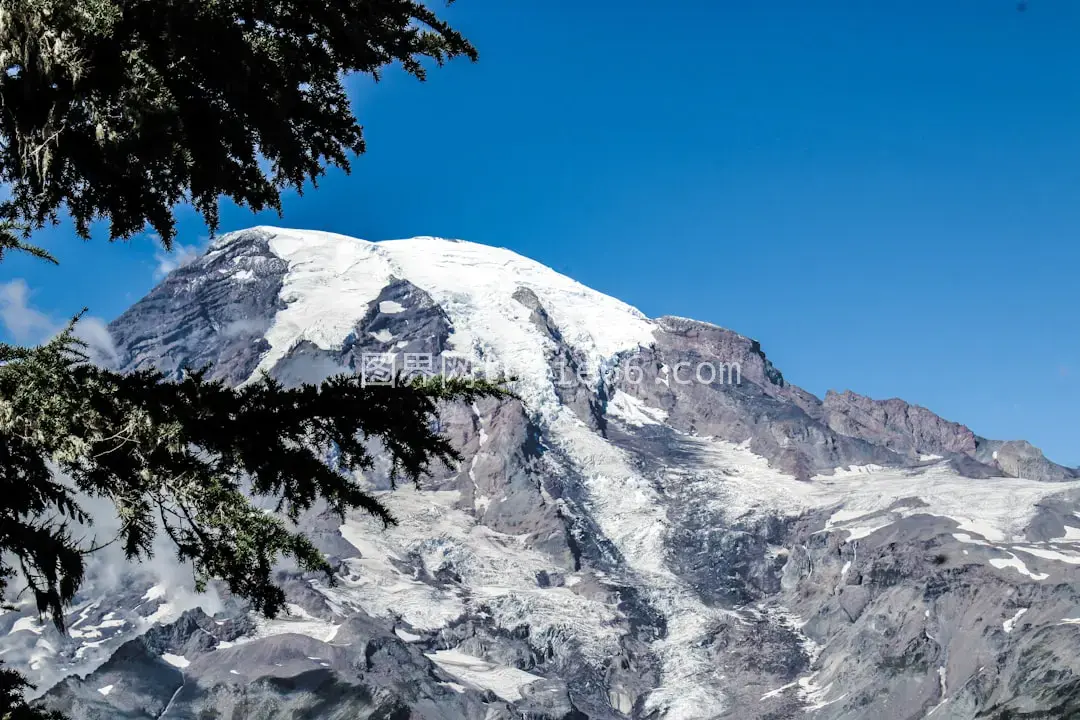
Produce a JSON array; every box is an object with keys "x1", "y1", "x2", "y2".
[
  {"x1": 0, "y1": 221, "x2": 56, "y2": 265},
  {"x1": 0, "y1": 325, "x2": 505, "y2": 627},
  {"x1": 0, "y1": 0, "x2": 476, "y2": 245},
  {"x1": 0, "y1": 667, "x2": 64, "y2": 720},
  {"x1": 0, "y1": 326, "x2": 505, "y2": 718}
]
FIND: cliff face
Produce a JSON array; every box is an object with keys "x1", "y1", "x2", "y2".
[
  {"x1": 822, "y1": 389, "x2": 979, "y2": 459},
  {"x1": 821, "y1": 390, "x2": 1077, "y2": 482}
]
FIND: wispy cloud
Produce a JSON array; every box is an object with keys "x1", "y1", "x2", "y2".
[
  {"x1": 153, "y1": 240, "x2": 205, "y2": 279},
  {"x1": 72, "y1": 315, "x2": 119, "y2": 366},
  {"x1": 0, "y1": 279, "x2": 56, "y2": 344},
  {"x1": 0, "y1": 278, "x2": 117, "y2": 365}
]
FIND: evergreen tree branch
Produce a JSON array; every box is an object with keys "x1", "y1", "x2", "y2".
[
  {"x1": 0, "y1": 665, "x2": 65, "y2": 720},
  {"x1": 0, "y1": 3, "x2": 481, "y2": 717},
  {"x1": 0, "y1": 327, "x2": 508, "y2": 628},
  {"x1": 0, "y1": 220, "x2": 56, "y2": 264},
  {"x1": 0, "y1": 0, "x2": 478, "y2": 245}
]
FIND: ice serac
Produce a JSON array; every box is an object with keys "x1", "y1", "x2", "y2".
[{"x1": 9, "y1": 226, "x2": 1080, "y2": 720}]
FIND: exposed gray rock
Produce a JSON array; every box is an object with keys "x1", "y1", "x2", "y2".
[
  {"x1": 43, "y1": 609, "x2": 531, "y2": 720},
  {"x1": 109, "y1": 228, "x2": 288, "y2": 384},
  {"x1": 975, "y1": 438, "x2": 1079, "y2": 483},
  {"x1": 607, "y1": 332, "x2": 902, "y2": 479},
  {"x1": 822, "y1": 390, "x2": 1077, "y2": 482},
  {"x1": 823, "y1": 390, "x2": 979, "y2": 458}
]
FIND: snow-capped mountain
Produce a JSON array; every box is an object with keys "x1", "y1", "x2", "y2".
[{"x1": 5, "y1": 226, "x2": 1080, "y2": 719}]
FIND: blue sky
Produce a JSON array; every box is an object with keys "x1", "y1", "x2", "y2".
[{"x1": 0, "y1": 0, "x2": 1077, "y2": 464}]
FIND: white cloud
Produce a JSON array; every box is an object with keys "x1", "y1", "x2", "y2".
[
  {"x1": 154, "y1": 242, "x2": 203, "y2": 279},
  {"x1": 0, "y1": 279, "x2": 117, "y2": 365},
  {"x1": 73, "y1": 488, "x2": 223, "y2": 619},
  {"x1": 220, "y1": 317, "x2": 268, "y2": 338},
  {"x1": 0, "y1": 279, "x2": 57, "y2": 345},
  {"x1": 72, "y1": 316, "x2": 119, "y2": 366}
]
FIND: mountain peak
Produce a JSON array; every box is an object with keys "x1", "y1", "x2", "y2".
[{"x1": 23, "y1": 226, "x2": 1080, "y2": 719}]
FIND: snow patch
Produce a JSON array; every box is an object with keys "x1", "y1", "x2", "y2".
[
  {"x1": 926, "y1": 666, "x2": 948, "y2": 715},
  {"x1": 252, "y1": 604, "x2": 339, "y2": 644},
  {"x1": 369, "y1": 329, "x2": 394, "y2": 343},
  {"x1": 798, "y1": 674, "x2": 844, "y2": 712},
  {"x1": 394, "y1": 628, "x2": 422, "y2": 642},
  {"x1": 1003, "y1": 608, "x2": 1028, "y2": 633},
  {"x1": 8, "y1": 617, "x2": 43, "y2": 636},
  {"x1": 760, "y1": 680, "x2": 799, "y2": 701},
  {"x1": 425, "y1": 649, "x2": 542, "y2": 702},
  {"x1": 989, "y1": 554, "x2": 1049, "y2": 580},
  {"x1": 606, "y1": 390, "x2": 669, "y2": 427},
  {"x1": 142, "y1": 585, "x2": 167, "y2": 602},
  {"x1": 143, "y1": 603, "x2": 180, "y2": 625},
  {"x1": 161, "y1": 653, "x2": 190, "y2": 669},
  {"x1": 838, "y1": 560, "x2": 851, "y2": 589},
  {"x1": 1015, "y1": 546, "x2": 1080, "y2": 565},
  {"x1": 815, "y1": 470, "x2": 1080, "y2": 545}
]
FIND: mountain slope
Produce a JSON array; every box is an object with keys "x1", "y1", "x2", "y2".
[{"x1": 4, "y1": 226, "x2": 1080, "y2": 720}]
